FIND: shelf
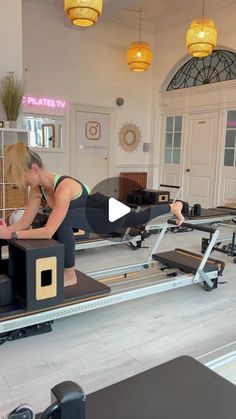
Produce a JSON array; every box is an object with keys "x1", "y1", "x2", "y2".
[
  {"x1": 0, "y1": 129, "x2": 29, "y2": 217},
  {"x1": 0, "y1": 128, "x2": 30, "y2": 133}
]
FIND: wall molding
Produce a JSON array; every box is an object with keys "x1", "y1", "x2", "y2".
[{"x1": 115, "y1": 164, "x2": 159, "y2": 169}]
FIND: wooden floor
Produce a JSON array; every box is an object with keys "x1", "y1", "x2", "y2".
[{"x1": 1, "y1": 227, "x2": 236, "y2": 416}]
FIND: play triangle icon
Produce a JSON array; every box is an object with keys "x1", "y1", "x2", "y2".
[{"x1": 108, "y1": 197, "x2": 131, "y2": 222}]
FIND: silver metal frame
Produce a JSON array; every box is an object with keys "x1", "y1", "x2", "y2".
[
  {"x1": 145, "y1": 214, "x2": 236, "y2": 232},
  {"x1": 0, "y1": 270, "x2": 218, "y2": 334},
  {"x1": 75, "y1": 234, "x2": 142, "y2": 251},
  {"x1": 75, "y1": 207, "x2": 143, "y2": 251}
]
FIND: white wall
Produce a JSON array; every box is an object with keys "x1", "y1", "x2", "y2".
[
  {"x1": 22, "y1": 1, "x2": 236, "y2": 193},
  {"x1": 22, "y1": 1, "x2": 154, "y2": 181},
  {"x1": 150, "y1": 2, "x2": 236, "y2": 199},
  {"x1": 154, "y1": 2, "x2": 236, "y2": 93},
  {"x1": 0, "y1": 0, "x2": 23, "y2": 120}
]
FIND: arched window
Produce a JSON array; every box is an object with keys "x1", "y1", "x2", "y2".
[{"x1": 167, "y1": 49, "x2": 236, "y2": 91}]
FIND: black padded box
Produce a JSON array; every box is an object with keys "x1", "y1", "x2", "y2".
[
  {"x1": 127, "y1": 188, "x2": 170, "y2": 205},
  {"x1": 8, "y1": 239, "x2": 64, "y2": 311}
]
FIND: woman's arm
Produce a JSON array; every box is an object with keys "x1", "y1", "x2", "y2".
[
  {"x1": 6, "y1": 187, "x2": 42, "y2": 233},
  {"x1": 0, "y1": 187, "x2": 42, "y2": 238},
  {"x1": 0, "y1": 183, "x2": 72, "y2": 240}
]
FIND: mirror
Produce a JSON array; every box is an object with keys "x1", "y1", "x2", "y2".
[
  {"x1": 23, "y1": 114, "x2": 64, "y2": 149},
  {"x1": 119, "y1": 123, "x2": 141, "y2": 152},
  {"x1": 125, "y1": 131, "x2": 135, "y2": 145},
  {"x1": 42, "y1": 124, "x2": 55, "y2": 147}
]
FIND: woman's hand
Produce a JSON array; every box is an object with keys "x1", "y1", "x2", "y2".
[
  {"x1": 170, "y1": 201, "x2": 185, "y2": 225},
  {"x1": 0, "y1": 227, "x2": 11, "y2": 240},
  {"x1": 0, "y1": 219, "x2": 7, "y2": 230}
]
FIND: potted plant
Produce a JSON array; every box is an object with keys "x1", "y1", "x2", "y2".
[{"x1": 0, "y1": 72, "x2": 25, "y2": 128}]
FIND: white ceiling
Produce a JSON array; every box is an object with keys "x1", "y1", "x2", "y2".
[
  {"x1": 24, "y1": 0, "x2": 236, "y2": 33},
  {"x1": 102, "y1": 0, "x2": 236, "y2": 32}
]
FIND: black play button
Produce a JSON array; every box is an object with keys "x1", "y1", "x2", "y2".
[{"x1": 83, "y1": 176, "x2": 150, "y2": 240}]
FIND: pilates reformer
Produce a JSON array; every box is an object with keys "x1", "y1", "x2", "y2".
[
  {"x1": 202, "y1": 222, "x2": 236, "y2": 262},
  {"x1": 73, "y1": 207, "x2": 236, "y2": 252},
  {"x1": 74, "y1": 227, "x2": 146, "y2": 251},
  {"x1": 0, "y1": 219, "x2": 224, "y2": 341},
  {"x1": 145, "y1": 206, "x2": 236, "y2": 233},
  {"x1": 7, "y1": 356, "x2": 236, "y2": 418},
  {"x1": 74, "y1": 184, "x2": 179, "y2": 252}
]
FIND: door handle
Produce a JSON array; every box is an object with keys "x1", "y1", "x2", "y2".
[{"x1": 186, "y1": 168, "x2": 190, "y2": 172}]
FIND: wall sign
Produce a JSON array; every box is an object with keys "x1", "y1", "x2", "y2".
[
  {"x1": 76, "y1": 111, "x2": 109, "y2": 157},
  {"x1": 23, "y1": 96, "x2": 66, "y2": 109}
]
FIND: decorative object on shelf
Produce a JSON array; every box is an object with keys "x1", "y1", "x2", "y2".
[
  {"x1": 0, "y1": 121, "x2": 3, "y2": 128},
  {"x1": 0, "y1": 72, "x2": 25, "y2": 128},
  {"x1": 186, "y1": 0, "x2": 217, "y2": 57},
  {"x1": 127, "y1": 9, "x2": 152, "y2": 72},
  {"x1": 119, "y1": 123, "x2": 141, "y2": 152},
  {"x1": 64, "y1": 0, "x2": 103, "y2": 27}
]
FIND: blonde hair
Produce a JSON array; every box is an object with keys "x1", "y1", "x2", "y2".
[{"x1": 4, "y1": 143, "x2": 43, "y2": 188}]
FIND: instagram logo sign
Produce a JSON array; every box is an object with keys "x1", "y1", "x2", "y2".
[{"x1": 86, "y1": 121, "x2": 101, "y2": 140}]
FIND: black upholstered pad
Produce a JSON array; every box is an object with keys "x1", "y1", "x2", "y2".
[
  {"x1": 64, "y1": 270, "x2": 110, "y2": 302},
  {"x1": 86, "y1": 356, "x2": 236, "y2": 419},
  {"x1": 0, "y1": 303, "x2": 24, "y2": 318},
  {"x1": 152, "y1": 250, "x2": 217, "y2": 273},
  {"x1": 185, "y1": 208, "x2": 232, "y2": 219},
  {"x1": 216, "y1": 206, "x2": 236, "y2": 214}
]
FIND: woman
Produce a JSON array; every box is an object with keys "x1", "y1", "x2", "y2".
[{"x1": 0, "y1": 143, "x2": 185, "y2": 287}]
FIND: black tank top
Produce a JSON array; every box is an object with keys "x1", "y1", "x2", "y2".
[{"x1": 54, "y1": 175, "x2": 89, "y2": 209}]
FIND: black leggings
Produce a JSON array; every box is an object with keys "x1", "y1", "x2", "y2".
[{"x1": 55, "y1": 203, "x2": 171, "y2": 268}]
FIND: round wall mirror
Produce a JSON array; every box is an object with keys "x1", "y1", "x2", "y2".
[{"x1": 119, "y1": 123, "x2": 141, "y2": 152}]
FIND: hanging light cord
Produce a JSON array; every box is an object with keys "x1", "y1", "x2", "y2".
[
  {"x1": 125, "y1": 8, "x2": 142, "y2": 44},
  {"x1": 139, "y1": 9, "x2": 142, "y2": 45},
  {"x1": 202, "y1": 0, "x2": 205, "y2": 21}
]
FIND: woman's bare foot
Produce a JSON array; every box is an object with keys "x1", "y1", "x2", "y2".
[
  {"x1": 64, "y1": 267, "x2": 77, "y2": 287},
  {"x1": 170, "y1": 201, "x2": 185, "y2": 225}
]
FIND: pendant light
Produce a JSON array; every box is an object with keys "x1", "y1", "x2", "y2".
[
  {"x1": 64, "y1": 0, "x2": 103, "y2": 27},
  {"x1": 127, "y1": 10, "x2": 152, "y2": 72},
  {"x1": 186, "y1": 0, "x2": 217, "y2": 57}
]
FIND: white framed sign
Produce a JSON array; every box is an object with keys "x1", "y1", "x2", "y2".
[{"x1": 76, "y1": 111, "x2": 110, "y2": 157}]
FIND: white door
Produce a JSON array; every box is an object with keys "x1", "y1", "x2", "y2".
[
  {"x1": 182, "y1": 112, "x2": 219, "y2": 207},
  {"x1": 219, "y1": 109, "x2": 236, "y2": 205},
  {"x1": 69, "y1": 105, "x2": 111, "y2": 190},
  {"x1": 161, "y1": 115, "x2": 182, "y2": 201}
]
